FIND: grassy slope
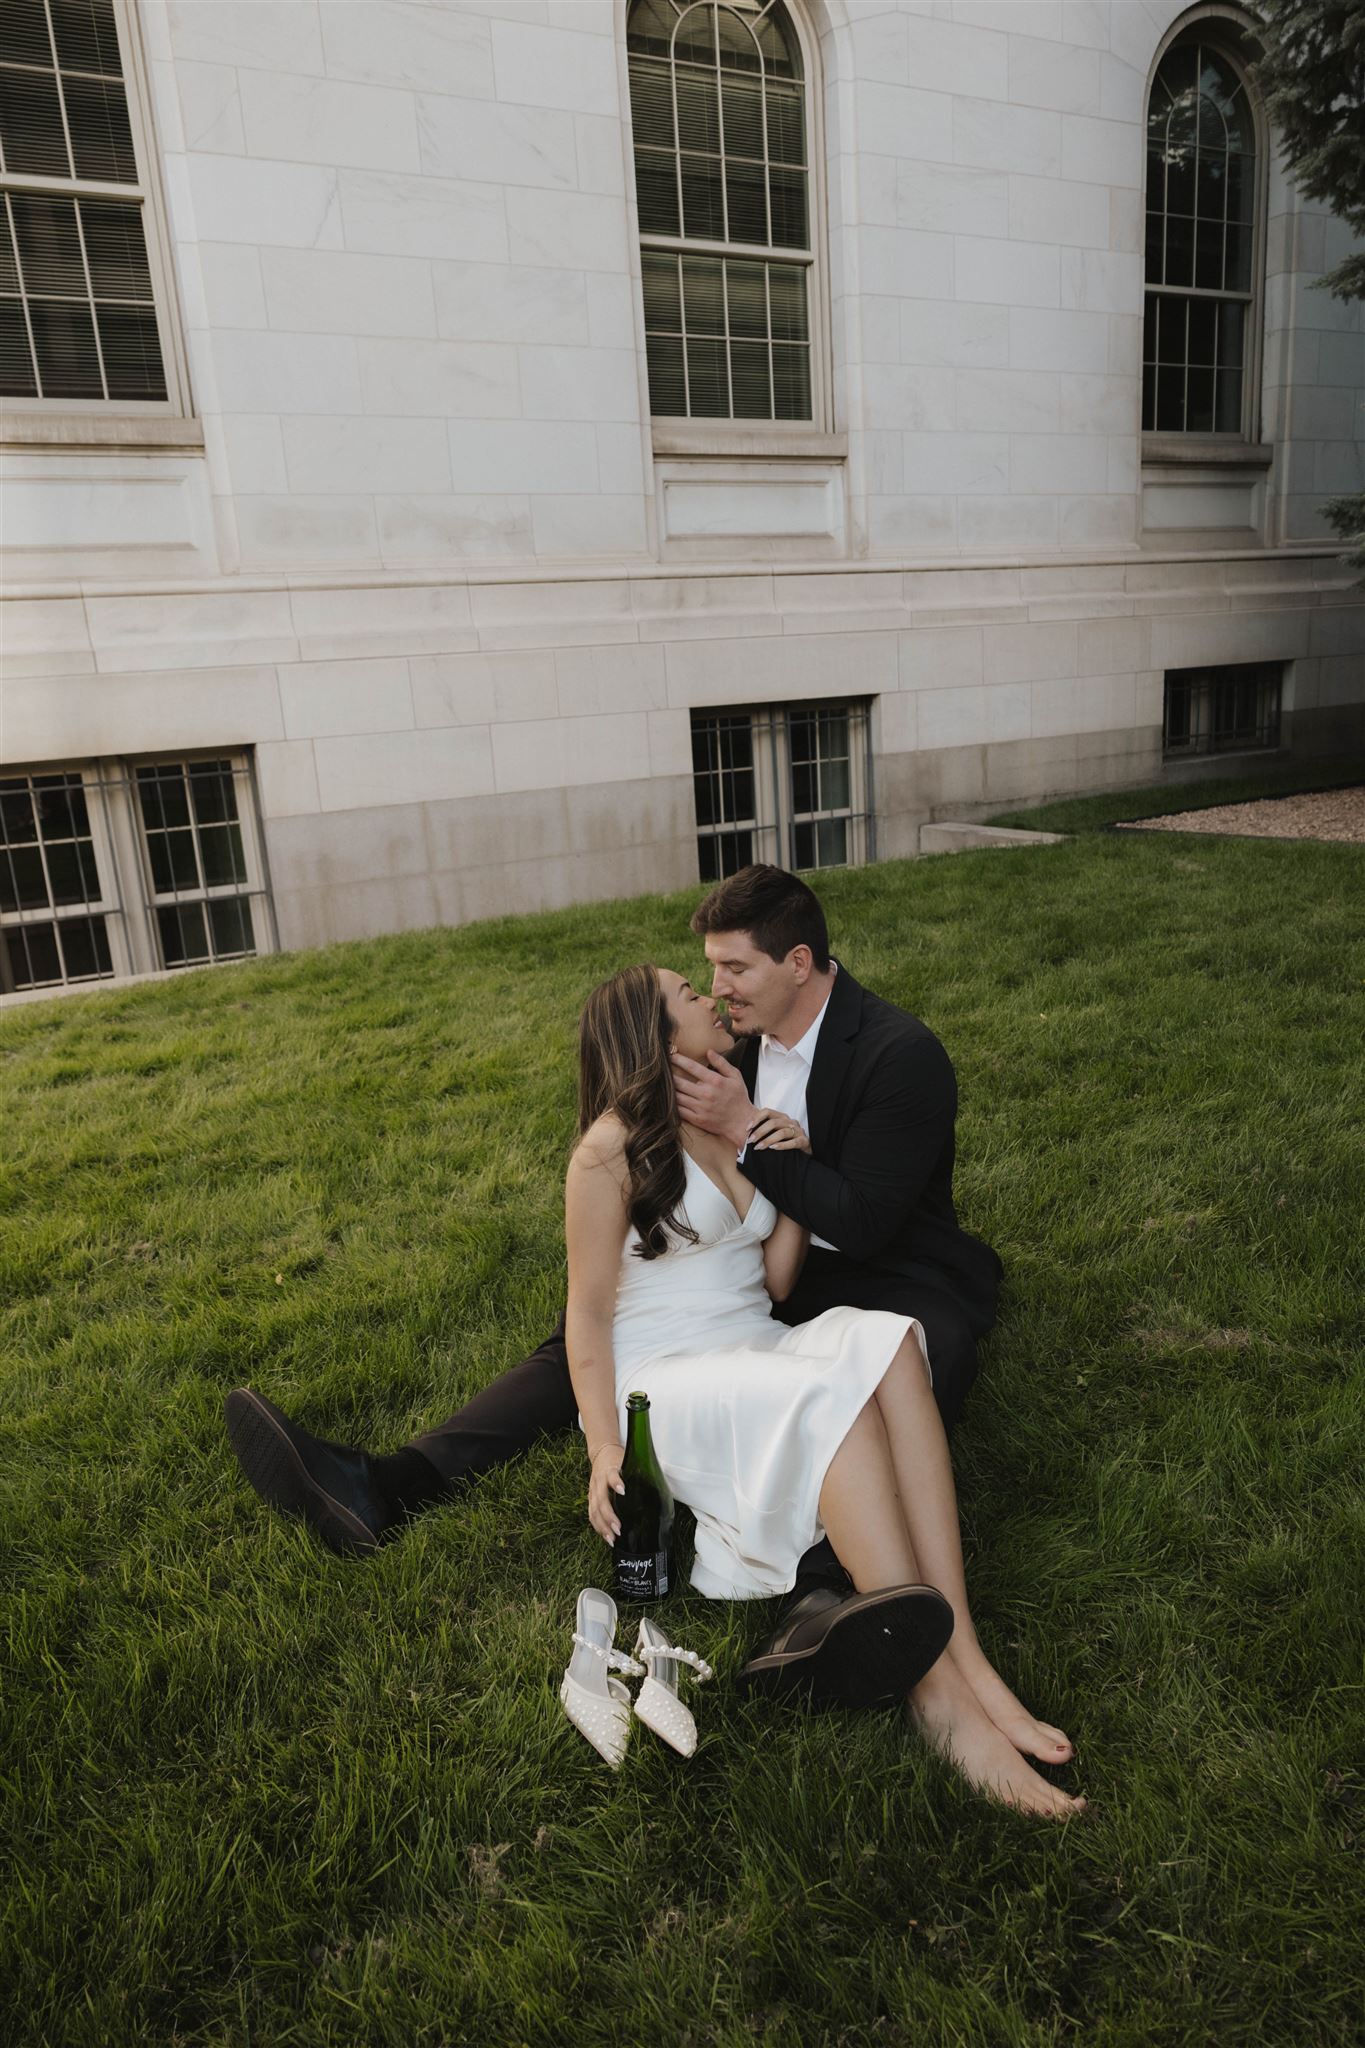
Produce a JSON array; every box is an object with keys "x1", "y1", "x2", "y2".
[
  {"x1": 987, "y1": 753, "x2": 1365, "y2": 836},
  {"x1": 2, "y1": 833, "x2": 1362, "y2": 2047}
]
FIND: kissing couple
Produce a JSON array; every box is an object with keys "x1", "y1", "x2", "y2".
[{"x1": 227, "y1": 863, "x2": 1083, "y2": 1817}]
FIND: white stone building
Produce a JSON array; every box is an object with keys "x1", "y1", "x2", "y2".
[{"x1": 2, "y1": 0, "x2": 1362, "y2": 996}]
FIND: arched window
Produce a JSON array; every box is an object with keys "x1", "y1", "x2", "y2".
[
  {"x1": 627, "y1": 0, "x2": 815, "y2": 423},
  {"x1": 1143, "y1": 28, "x2": 1261, "y2": 436}
]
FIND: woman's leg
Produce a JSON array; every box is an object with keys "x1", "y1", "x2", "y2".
[
  {"x1": 870, "y1": 1332, "x2": 1074, "y2": 1765},
  {"x1": 818, "y1": 1390, "x2": 1082, "y2": 1818}
]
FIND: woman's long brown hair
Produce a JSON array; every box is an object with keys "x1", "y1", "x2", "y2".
[{"x1": 577, "y1": 963, "x2": 697, "y2": 1260}]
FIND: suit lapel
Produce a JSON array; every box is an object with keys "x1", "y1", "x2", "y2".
[{"x1": 805, "y1": 962, "x2": 862, "y2": 1159}]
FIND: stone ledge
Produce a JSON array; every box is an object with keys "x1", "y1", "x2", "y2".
[
  {"x1": 919, "y1": 821, "x2": 1067, "y2": 855},
  {"x1": 0, "y1": 412, "x2": 205, "y2": 454}
]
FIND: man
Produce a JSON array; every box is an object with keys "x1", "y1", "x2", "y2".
[{"x1": 225, "y1": 865, "x2": 1002, "y2": 1708}]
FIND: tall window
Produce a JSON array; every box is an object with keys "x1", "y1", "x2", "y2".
[
  {"x1": 691, "y1": 702, "x2": 872, "y2": 880},
  {"x1": 0, "y1": 0, "x2": 173, "y2": 406},
  {"x1": 1, "y1": 754, "x2": 272, "y2": 996},
  {"x1": 627, "y1": 0, "x2": 814, "y2": 422},
  {"x1": 1143, "y1": 31, "x2": 1259, "y2": 435}
]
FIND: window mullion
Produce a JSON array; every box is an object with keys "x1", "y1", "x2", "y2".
[
  {"x1": 69, "y1": 200, "x2": 110, "y2": 400},
  {"x1": 1148, "y1": 282, "x2": 1251, "y2": 302},
  {"x1": 641, "y1": 231, "x2": 811, "y2": 263},
  {"x1": 40, "y1": 0, "x2": 79, "y2": 182},
  {"x1": 668, "y1": 34, "x2": 685, "y2": 246},
  {"x1": 187, "y1": 772, "x2": 208, "y2": 893},
  {"x1": 122, "y1": 766, "x2": 164, "y2": 972},
  {"x1": 233, "y1": 753, "x2": 279, "y2": 955},
  {"x1": 758, "y1": 49, "x2": 772, "y2": 249},
  {"x1": 0, "y1": 170, "x2": 147, "y2": 204},
  {"x1": 769, "y1": 708, "x2": 789, "y2": 869},
  {"x1": 713, "y1": 6, "x2": 729, "y2": 248},
  {"x1": 5, "y1": 192, "x2": 44, "y2": 395},
  {"x1": 721, "y1": 256, "x2": 734, "y2": 420},
  {"x1": 859, "y1": 703, "x2": 875, "y2": 864},
  {"x1": 678, "y1": 251, "x2": 691, "y2": 417},
  {"x1": 1160, "y1": 110, "x2": 1169, "y2": 283},
  {"x1": 93, "y1": 766, "x2": 138, "y2": 976}
]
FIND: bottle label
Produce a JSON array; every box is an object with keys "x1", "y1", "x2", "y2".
[{"x1": 615, "y1": 1550, "x2": 670, "y2": 1600}]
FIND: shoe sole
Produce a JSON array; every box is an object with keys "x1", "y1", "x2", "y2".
[
  {"x1": 736, "y1": 1585, "x2": 954, "y2": 1710},
  {"x1": 224, "y1": 1388, "x2": 378, "y2": 1558}
]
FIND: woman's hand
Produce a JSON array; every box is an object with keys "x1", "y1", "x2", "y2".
[
  {"x1": 748, "y1": 1110, "x2": 810, "y2": 1152},
  {"x1": 588, "y1": 1442, "x2": 626, "y2": 1544}
]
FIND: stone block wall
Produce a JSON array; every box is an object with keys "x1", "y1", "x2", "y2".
[
  {"x1": 6, "y1": 550, "x2": 1360, "y2": 960},
  {"x1": 3, "y1": 2, "x2": 1363, "y2": 991}
]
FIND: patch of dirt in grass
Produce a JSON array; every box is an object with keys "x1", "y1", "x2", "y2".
[
  {"x1": 467, "y1": 1841, "x2": 511, "y2": 1896},
  {"x1": 1117, "y1": 787, "x2": 1365, "y2": 841},
  {"x1": 1135, "y1": 1326, "x2": 1256, "y2": 1353}
]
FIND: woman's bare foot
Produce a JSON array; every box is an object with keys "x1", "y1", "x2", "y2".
[
  {"x1": 909, "y1": 1664, "x2": 1084, "y2": 1819},
  {"x1": 947, "y1": 1639, "x2": 1074, "y2": 1763}
]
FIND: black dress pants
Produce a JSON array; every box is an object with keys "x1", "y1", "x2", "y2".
[
  {"x1": 775, "y1": 1250, "x2": 983, "y2": 1436},
  {"x1": 410, "y1": 1314, "x2": 578, "y2": 1488},
  {"x1": 410, "y1": 1251, "x2": 986, "y2": 1601}
]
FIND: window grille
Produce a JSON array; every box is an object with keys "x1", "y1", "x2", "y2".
[
  {"x1": 133, "y1": 759, "x2": 262, "y2": 968},
  {"x1": 0, "y1": 768, "x2": 120, "y2": 990},
  {"x1": 1, "y1": 752, "x2": 273, "y2": 998},
  {"x1": 691, "y1": 701, "x2": 872, "y2": 880},
  {"x1": 1143, "y1": 36, "x2": 1258, "y2": 435},
  {"x1": 0, "y1": 0, "x2": 167, "y2": 402},
  {"x1": 628, "y1": 0, "x2": 813, "y2": 421},
  {"x1": 1163, "y1": 663, "x2": 1282, "y2": 758},
  {"x1": 692, "y1": 711, "x2": 776, "y2": 880}
]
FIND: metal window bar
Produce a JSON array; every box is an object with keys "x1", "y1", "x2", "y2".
[
  {"x1": 0, "y1": 766, "x2": 120, "y2": 992},
  {"x1": 126, "y1": 756, "x2": 264, "y2": 969},
  {"x1": 1162, "y1": 663, "x2": 1282, "y2": 757}
]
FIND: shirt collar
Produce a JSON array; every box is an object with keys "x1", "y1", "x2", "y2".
[{"x1": 761, "y1": 965, "x2": 836, "y2": 1068}]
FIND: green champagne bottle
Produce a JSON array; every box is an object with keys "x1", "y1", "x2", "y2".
[{"x1": 612, "y1": 1392, "x2": 674, "y2": 1602}]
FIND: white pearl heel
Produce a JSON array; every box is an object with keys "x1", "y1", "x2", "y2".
[
  {"x1": 559, "y1": 1588, "x2": 646, "y2": 1770},
  {"x1": 632, "y1": 1616, "x2": 713, "y2": 1759}
]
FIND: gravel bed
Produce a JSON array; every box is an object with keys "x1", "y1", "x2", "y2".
[{"x1": 1117, "y1": 786, "x2": 1365, "y2": 843}]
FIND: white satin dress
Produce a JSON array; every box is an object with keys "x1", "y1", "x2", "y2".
[{"x1": 604, "y1": 1152, "x2": 926, "y2": 1600}]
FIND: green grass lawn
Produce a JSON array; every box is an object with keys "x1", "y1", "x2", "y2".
[
  {"x1": 3, "y1": 822, "x2": 1363, "y2": 2047},
  {"x1": 987, "y1": 751, "x2": 1365, "y2": 836}
]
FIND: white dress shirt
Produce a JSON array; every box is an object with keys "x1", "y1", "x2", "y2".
[{"x1": 750, "y1": 974, "x2": 836, "y2": 1251}]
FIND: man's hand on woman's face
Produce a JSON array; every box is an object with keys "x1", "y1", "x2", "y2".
[{"x1": 671, "y1": 1049, "x2": 755, "y2": 1148}]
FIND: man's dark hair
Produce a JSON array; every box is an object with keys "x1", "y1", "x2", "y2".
[{"x1": 690, "y1": 864, "x2": 831, "y2": 971}]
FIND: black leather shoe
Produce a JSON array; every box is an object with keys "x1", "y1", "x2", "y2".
[
  {"x1": 736, "y1": 1584, "x2": 954, "y2": 1710},
  {"x1": 224, "y1": 1388, "x2": 396, "y2": 1556}
]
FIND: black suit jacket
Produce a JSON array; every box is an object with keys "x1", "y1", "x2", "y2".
[{"x1": 737, "y1": 964, "x2": 1002, "y2": 1337}]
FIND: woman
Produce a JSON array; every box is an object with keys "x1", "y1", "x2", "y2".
[{"x1": 566, "y1": 964, "x2": 1082, "y2": 1818}]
